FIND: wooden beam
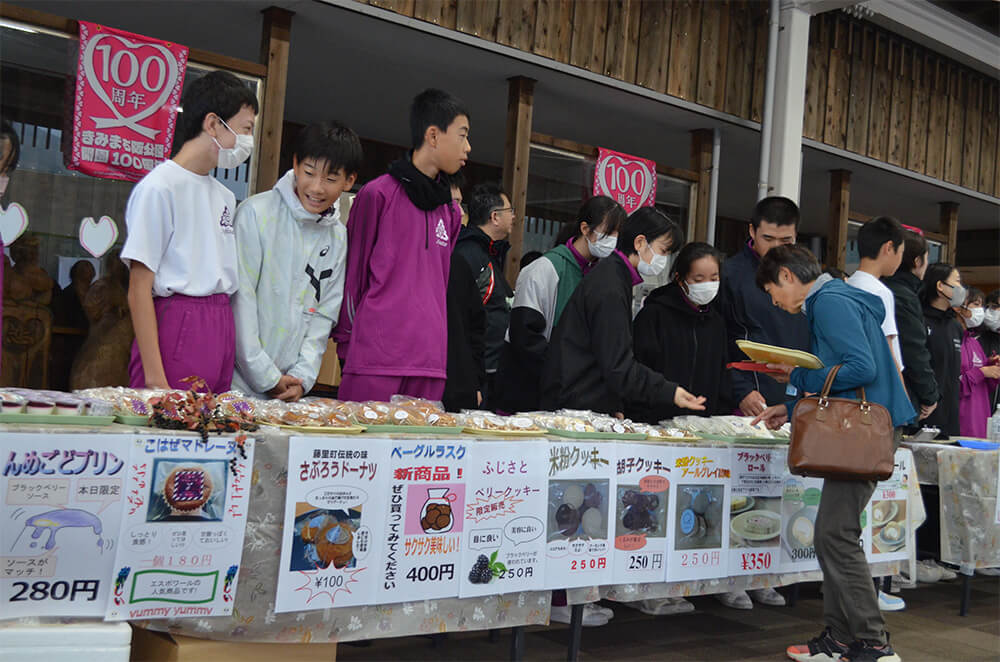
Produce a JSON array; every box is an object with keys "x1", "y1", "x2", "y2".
[
  {"x1": 502, "y1": 77, "x2": 536, "y2": 287},
  {"x1": 0, "y1": 4, "x2": 267, "y2": 77},
  {"x1": 939, "y1": 201, "x2": 959, "y2": 264},
  {"x1": 827, "y1": 170, "x2": 851, "y2": 270},
  {"x1": 256, "y1": 6, "x2": 294, "y2": 193},
  {"x1": 690, "y1": 129, "x2": 713, "y2": 244}
]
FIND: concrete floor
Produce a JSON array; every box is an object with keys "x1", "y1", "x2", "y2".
[{"x1": 337, "y1": 575, "x2": 1000, "y2": 661}]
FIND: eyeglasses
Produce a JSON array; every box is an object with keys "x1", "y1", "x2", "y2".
[{"x1": 492, "y1": 206, "x2": 516, "y2": 216}]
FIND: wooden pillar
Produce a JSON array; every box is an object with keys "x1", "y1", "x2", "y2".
[
  {"x1": 827, "y1": 169, "x2": 851, "y2": 270},
  {"x1": 939, "y1": 201, "x2": 959, "y2": 264},
  {"x1": 255, "y1": 6, "x2": 294, "y2": 192},
  {"x1": 690, "y1": 129, "x2": 713, "y2": 243},
  {"x1": 502, "y1": 76, "x2": 536, "y2": 287}
]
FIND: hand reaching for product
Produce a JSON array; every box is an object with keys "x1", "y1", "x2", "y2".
[
  {"x1": 751, "y1": 404, "x2": 789, "y2": 430},
  {"x1": 738, "y1": 390, "x2": 767, "y2": 416},
  {"x1": 674, "y1": 386, "x2": 707, "y2": 411}
]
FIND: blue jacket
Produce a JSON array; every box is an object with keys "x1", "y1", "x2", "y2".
[{"x1": 786, "y1": 278, "x2": 916, "y2": 427}]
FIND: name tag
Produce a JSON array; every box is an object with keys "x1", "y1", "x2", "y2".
[{"x1": 786, "y1": 384, "x2": 799, "y2": 397}]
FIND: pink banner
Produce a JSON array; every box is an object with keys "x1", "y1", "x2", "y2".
[
  {"x1": 68, "y1": 21, "x2": 188, "y2": 182},
  {"x1": 592, "y1": 147, "x2": 657, "y2": 215}
]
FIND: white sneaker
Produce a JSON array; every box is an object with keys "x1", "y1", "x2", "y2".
[
  {"x1": 894, "y1": 573, "x2": 917, "y2": 590},
  {"x1": 632, "y1": 597, "x2": 695, "y2": 615},
  {"x1": 585, "y1": 602, "x2": 614, "y2": 620},
  {"x1": 715, "y1": 590, "x2": 753, "y2": 610},
  {"x1": 935, "y1": 562, "x2": 958, "y2": 581},
  {"x1": 749, "y1": 587, "x2": 786, "y2": 606},
  {"x1": 976, "y1": 567, "x2": 1000, "y2": 576},
  {"x1": 916, "y1": 559, "x2": 943, "y2": 583},
  {"x1": 878, "y1": 590, "x2": 906, "y2": 611},
  {"x1": 549, "y1": 604, "x2": 608, "y2": 627}
]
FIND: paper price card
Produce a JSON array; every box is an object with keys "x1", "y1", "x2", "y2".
[
  {"x1": 729, "y1": 447, "x2": 786, "y2": 576},
  {"x1": 275, "y1": 437, "x2": 387, "y2": 612},
  {"x1": 779, "y1": 475, "x2": 823, "y2": 573},
  {"x1": 459, "y1": 441, "x2": 547, "y2": 598},
  {"x1": 544, "y1": 442, "x2": 616, "y2": 590},
  {"x1": 105, "y1": 435, "x2": 254, "y2": 621},
  {"x1": 867, "y1": 449, "x2": 911, "y2": 563},
  {"x1": 378, "y1": 439, "x2": 468, "y2": 603},
  {"x1": 665, "y1": 446, "x2": 731, "y2": 581},
  {"x1": 610, "y1": 443, "x2": 672, "y2": 585},
  {"x1": 1, "y1": 434, "x2": 130, "y2": 617}
]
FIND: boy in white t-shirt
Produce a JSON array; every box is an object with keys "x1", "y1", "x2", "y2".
[
  {"x1": 847, "y1": 216, "x2": 906, "y2": 370},
  {"x1": 122, "y1": 71, "x2": 258, "y2": 392}
]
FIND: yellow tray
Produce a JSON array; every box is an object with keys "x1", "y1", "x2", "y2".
[{"x1": 736, "y1": 340, "x2": 824, "y2": 369}]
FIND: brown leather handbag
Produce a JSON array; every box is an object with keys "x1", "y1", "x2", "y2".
[{"x1": 789, "y1": 365, "x2": 895, "y2": 481}]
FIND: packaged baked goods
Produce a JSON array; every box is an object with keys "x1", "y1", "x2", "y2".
[
  {"x1": 426, "y1": 410, "x2": 458, "y2": 427},
  {"x1": 353, "y1": 402, "x2": 392, "y2": 426},
  {"x1": 385, "y1": 404, "x2": 428, "y2": 426},
  {"x1": 460, "y1": 410, "x2": 545, "y2": 433}
]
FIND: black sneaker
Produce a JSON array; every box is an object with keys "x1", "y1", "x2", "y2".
[
  {"x1": 786, "y1": 627, "x2": 851, "y2": 661},
  {"x1": 840, "y1": 636, "x2": 901, "y2": 662}
]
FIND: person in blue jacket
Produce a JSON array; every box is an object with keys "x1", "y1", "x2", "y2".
[{"x1": 753, "y1": 245, "x2": 914, "y2": 662}]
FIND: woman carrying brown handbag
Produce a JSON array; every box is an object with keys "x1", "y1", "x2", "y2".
[{"x1": 751, "y1": 245, "x2": 915, "y2": 662}]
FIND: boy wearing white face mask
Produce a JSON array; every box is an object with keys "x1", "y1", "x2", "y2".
[
  {"x1": 122, "y1": 71, "x2": 258, "y2": 392},
  {"x1": 628, "y1": 242, "x2": 729, "y2": 423}
]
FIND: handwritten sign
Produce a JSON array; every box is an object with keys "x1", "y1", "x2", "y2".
[
  {"x1": 666, "y1": 447, "x2": 731, "y2": 581},
  {"x1": 593, "y1": 147, "x2": 657, "y2": 215},
  {"x1": 729, "y1": 448, "x2": 785, "y2": 576},
  {"x1": 779, "y1": 475, "x2": 823, "y2": 573},
  {"x1": 275, "y1": 437, "x2": 386, "y2": 612},
  {"x1": 1, "y1": 434, "x2": 129, "y2": 617},
  {"x1": 68, "y1": 22, "x2": 188, "y2": 182},
  {"x1": 611, "y1": 443, "x2": 672, "y2": 584},
  {"x1": 105, "y1": 435, "x2": 253, "y2": 621},
  {"x1": 867, "y1": 449, "x2": 911, "y2": 562}
]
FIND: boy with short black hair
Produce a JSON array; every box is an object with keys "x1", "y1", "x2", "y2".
[
  {"x1": 334, "y1": 88, "x2": 470, "y2": 402},
  {"x1": 231, "y1": 121, "x2": 361, "y2": 400},
  {"x1": 123, "y1": 70, "x2": 258, "y2": 392},
  {"x1": 848, "y1": 216, "x2": 905, "y2": 370}
]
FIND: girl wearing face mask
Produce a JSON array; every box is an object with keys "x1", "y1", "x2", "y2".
[
  {"x1": 540, "y1": 207, "x2": 705, "y2": 415},
  {"x1": 919, "y1": 263, "x2": 965, "y2": 437},
  {"x1": 628, "y1": 242, "x2": 729, "y2": 423},
  {"x1": 956, "y1": 288, "x2": 1000, "y2": 438},
  {"x1": 492, "y1": 196, "x2": 626, "y2": 414}
]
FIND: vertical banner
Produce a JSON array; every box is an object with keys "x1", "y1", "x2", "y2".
[
  {"x1": 666, "y1": 447, "x2": 731, "y2": 581},
  {"x1": 729, "y1": 447, "x2": 785, "y2": 576},
  {"x1": 379, "y1": 438, "x2": 468, "y2": 602},
  {"x1": 105, "y1": 435, "x2": 253, "y2": 620},
  {"x1": 275, "y1": 437, "x2": 387, "y2": 612},
  {"x1": 868, "y1": 449, "x2": 911, "y2": 563},
  {"x1": 1, "y1": 434, "x2": 129, "y2": 617},
  {"x1": 544, "y1": 442, "x2": 616, "y2": 589},
  {"x1": 592, "y1": 148, "x2": 657, "y2": 215},
  {"x1": 459, "y1": 441, "x2": 548, "y2": 598},
  {"x1": 780, "y1": 475, "x2": 823, "y2": 573},
  {"x1": 611, "y1": 443, "x2": 672, "y2": 585},
  {"x1": 69, "y1": 21, "x2": 188, "y2": 182}
]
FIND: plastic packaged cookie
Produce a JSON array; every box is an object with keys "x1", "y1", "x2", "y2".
[{"x1": 386, "y1": 404, "x2": 428, "y2": 426}]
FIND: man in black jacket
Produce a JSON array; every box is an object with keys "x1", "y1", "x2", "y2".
[
  {"x1": 454, "y1": 183, "x2": 514, "y2": 406},
  {"x1": 721, "y1": 197, "x2": 811, "y2": 416},
  {"x1": 883, "y1": 230, "x2": 939, "y2": 424}
]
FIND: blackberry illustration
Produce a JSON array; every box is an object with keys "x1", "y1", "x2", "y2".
[{"x1": 468, "y1": 554, "x2": 493, "y2": 584}]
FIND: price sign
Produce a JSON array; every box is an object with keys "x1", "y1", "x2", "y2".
[
  {"x1": 666, "y1": 446, "x2": 731, "y2": 581},
  {"x1": 867, "y1": 449, "x2": 911, "y2": 562},
  {"x1": 611, "y1": 443, "x2": 673, "y2": 584},
  {"x1": 729, "y1": 447, "x2": 785, "y2": 576},
  {"x1": 1, "y1": 434, "x2": 129, "y2": 617},
  {"x1": 779, "y1": 475, "x2": 823, "y2": 573}
]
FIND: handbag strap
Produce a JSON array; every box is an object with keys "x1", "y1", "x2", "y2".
[{"x1": 819, "y1": 363, "x2": 870, "y2": 405}]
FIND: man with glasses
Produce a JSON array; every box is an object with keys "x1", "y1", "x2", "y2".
[{"x1": 453, "y1": 183, "x2": 515, "y2": 407}]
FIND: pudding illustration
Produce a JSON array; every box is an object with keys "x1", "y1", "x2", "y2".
[{"x1": 20, "y1": 508, "x2": 104, "y2": 552}]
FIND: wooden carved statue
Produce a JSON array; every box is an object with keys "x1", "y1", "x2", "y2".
[
  {"x1": 2, "y1": 234, "x2": 55, "y2": 387},
  {"x1": 70, "y1": 248, "x2": 134, "y2": 389}
]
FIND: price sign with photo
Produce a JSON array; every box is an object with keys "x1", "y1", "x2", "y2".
[
  {"x1": 665, "y1": 447, "x2": 731, "y2": 581},
  {"x1": 378, "y1": 439, "x2": 468, "y2": 603},
  {"x1": 68, "y1": 22, "x2": 188, "y2": 182},
  {"x1": 544, "y1": 442, "x2": 616, "y2": 590},
  {"x1": 867, "y1": 449, "x2": 911, "y2": 563},
  {"x1": 611, "y1": 443, "x2": 673, "y2": 585},
  {"x1": 1, "y1": 434, "x2": 130, "y2": 617},
  {"x1": 729, "y1": 447, "x2": 786, "y2": 576},
  {"x1": 105, "y1": 435, "x2": 253, "y2": 621},
  {"x1": 275, "y1": 437, "x2": 387, "y2": 612},
  {"x1": 459, "y1": 441, "x2": 548, "y2": 598},
  {"x1": 779, "y1": 475, "x2": 823, "y2": 573}
]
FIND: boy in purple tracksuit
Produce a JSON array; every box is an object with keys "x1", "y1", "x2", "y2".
[{"x1": 334, "y1": 89, "x2": 471, "y2": 402}]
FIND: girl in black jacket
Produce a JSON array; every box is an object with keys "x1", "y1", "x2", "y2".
[
  {"x1": 920, "y1": 262, "x2": 965, "y2": 437},
  {"x1": 540, "y1": 208, "x2": 705, "y2": 416},
  {"x1": 629, "y1": 242, "x2": 729, "y2": 423}
]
